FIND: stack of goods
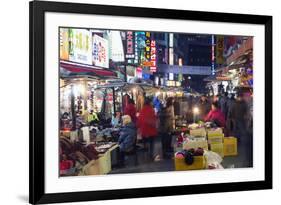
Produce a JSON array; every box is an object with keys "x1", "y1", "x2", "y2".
[
  {"x1": 175, "y1": 148, "x2": 205, "y2": 171},
  {"x1": 183, "y1": 136, "x2": 208, "y2": 151},
  {"x1": 182, "y1": 123, "x2": 208, "y2": 151},
  {"x1": 206, "y1": 128, "x2": 224, "y2": 157},
  {"x1": 188, "y1": 123, "x2": 206, "y2": 137},
  {"x1": 223, "y1": 136, "x2": 238, "y2": 156},
  {"x1": 59, "y1": 136, "x2": 100, "y2": 176}
]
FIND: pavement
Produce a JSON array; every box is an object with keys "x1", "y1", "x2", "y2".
[{"x1": 109, "y1": 132, "x2": 253, "y2": 174}]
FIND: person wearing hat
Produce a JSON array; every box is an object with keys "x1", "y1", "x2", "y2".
[{"x1": 118, "y1": 115, "x2": 137, "y2": 166}]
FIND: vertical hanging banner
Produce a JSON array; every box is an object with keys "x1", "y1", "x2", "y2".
[
  {"x1": 125, "y1": 31, "x2": 135, "y2": 59},
  {"x1": 150, "y1": 40, "x2": 157, "y2": 73},
  {"x1": 69, "y1": 29, "x2": 92, "y2": 65},
  {"x1": 92, "y1": 34, "x2": 109, "y2": 68},
  {"x1": 145, "y1": 32, "x2": 151, "y2": 61},
  {"x1": 216, "y1": 35, "x2": 224, "y2": 65},
  {"x1": 59, "y1": 28, "x2": 69, "y2": 60}
]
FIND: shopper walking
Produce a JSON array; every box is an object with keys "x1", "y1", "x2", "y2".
[
  {"x1": 159, "y1": 97, "x2": 175, "y2": 158},
  {"x1": 231, "y1": 93, "x2": 252, "y2": 167},
  {"x1": 231, "y1": 93, "x2": 248, "y2": 140},
  {"x1": 220, "y1": 92, "x2": 229, "y2": 118},
  {"x1": 137, "y1": 97, "x2": 158, "y2": 160},
  {"x1": 226, "y1": 93, "x2": 236, "y2": 135}
]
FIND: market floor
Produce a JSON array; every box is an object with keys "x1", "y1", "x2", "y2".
[{"x1": 109, "y1": 133, "x2": 253, "y2": 174}]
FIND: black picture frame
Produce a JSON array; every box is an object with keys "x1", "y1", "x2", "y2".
[{"x1": 29, "y1": 0, "x2": 272, "y2": 204}]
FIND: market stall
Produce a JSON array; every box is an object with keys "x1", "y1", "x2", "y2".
[{"x1": 174, "y1": 122, "x2": 238, "y2": 171}]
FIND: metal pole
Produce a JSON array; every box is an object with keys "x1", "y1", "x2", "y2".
[
  {"x1": 112, "y1": 87, "x2": 116, "y2": 116},
  {"x1": 70, "y1": 84, "x2": 76, "y2": 130}
]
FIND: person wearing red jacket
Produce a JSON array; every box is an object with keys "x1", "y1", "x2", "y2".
[
  {"x1": 124, "y1": 98, "x2": 137, "y2": 124},
  {"x1": 137, "y1": 97, "x2": 157, "y2": 160},
  {"x1": 204, "y1": 102, "x2": 226, "y2": 127}
]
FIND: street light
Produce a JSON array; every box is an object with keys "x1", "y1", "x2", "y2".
[{"x1": 193, "y1": 106, "x2": 200, "y2": 123}]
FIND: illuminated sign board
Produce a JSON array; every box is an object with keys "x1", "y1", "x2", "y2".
[
  {"x1": 145, "y1": 32, "x2": 151, "y2": 61},
  {"x1": 69, "y1": 29, "x2": 92, "y2": 65},
  {"x1": 150, "y1": 40, "x2": 157, "y2": 73},
  {"x1": 125, "y1": 31, "x2": 135, "y2": 59},
  {"x1": 92, "y1": 34, "x2": 109, "y2": 68}
]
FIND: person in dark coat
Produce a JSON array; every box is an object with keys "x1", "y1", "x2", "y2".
[
  {"x1": 230, "y1": 94, "x2": 248, "y2": 140},
  {"x1": 220, "y1": 92, "x2": 229, "y2": 118},
  {"x1": 118, "y1": 115, "x2": 137, "y2": 166},
  {"x1": 158, "y1": 97, "x2": 175, "y2": 158}
]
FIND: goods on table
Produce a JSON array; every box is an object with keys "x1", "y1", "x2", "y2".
[
  {"x1": 190, "y1": 127, "x2": 206, "y2": 137},
  {"x1": 183, "y1": 136, "x2": 208, "y2": 150},
  {"x1": 224, "y1": 137, "x2": 238, "y2": 156},
  {"x1": 206, "y1": 128, "x2": 223, "y2": 137}
]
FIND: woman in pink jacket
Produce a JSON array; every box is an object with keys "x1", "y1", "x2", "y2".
[{"x1": 204, "y1": 102, "x2": 226, "y2": 127}]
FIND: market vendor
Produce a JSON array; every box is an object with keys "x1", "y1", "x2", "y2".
[
  {"x1": 118, "y1": 115, "x2": 137, "y2": 166},
  {"x1": 111, "y1": 111, "x2": 121, "y2": 127},
  {"x1": 87, "y1": 109, "x2": 99, "y2": 125},
  {"x1": 204, "y1": 102, "x2": 226, "y2": 127}
]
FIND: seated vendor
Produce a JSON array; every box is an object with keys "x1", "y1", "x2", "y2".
[
  {"x1": 118, "y1": 115, "x2": 137, "y2": 166},
  {"x1": 204, "y1": 102, "x2": 226, "y2": 127},
  {"x1": 111, "y1": 111, "x2": 121, "y2": 127}
]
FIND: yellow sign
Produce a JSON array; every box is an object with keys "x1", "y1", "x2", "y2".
[{"x1": 216, "y1": 36, "x2": 224, "y2": 64}]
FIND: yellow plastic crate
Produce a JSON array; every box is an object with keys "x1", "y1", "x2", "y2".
[
  {"x1": 190, "y1": 128, "x2": 206, "y2": 137},
  {"x1": 210, "y1": 143, "x2": 224, "y2": 157},
  {"x1": 183, "y1": 138, "x2": 208, "y2": 150},
  {"x1": 207, "y1": 128, "x2": 223, "y2": 137},
  {"x1": 224, "y1": 137, "x2": 238, "y2": 156},
  {"x1": 208, "y1": 134, "x2": 224, "y2": 144},
  {"x1": 175, "y1": 155, "x2": 205, "y2": 171}
]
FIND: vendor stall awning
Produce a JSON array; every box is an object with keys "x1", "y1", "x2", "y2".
[{"x1": 60, "y1": 61, "x2": 117, "y2": 78}]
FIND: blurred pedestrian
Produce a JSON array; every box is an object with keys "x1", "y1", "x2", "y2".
[
  {"x1": 137, "y1": 97, "x2": 158, "y2": 160},
  {"x1": 220, "y1": 92, "x2": 229, "y2": 118},
  {"x1": 231, "y1": 93, "x2": 248, "y2": 140},
  {"x1": 158, "y1": 97, "x2": 175, "y2": 158}
]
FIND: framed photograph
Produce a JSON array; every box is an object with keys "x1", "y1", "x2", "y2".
[{"x1": 29, "y1": 0, "x2": 272, "y2": 204}]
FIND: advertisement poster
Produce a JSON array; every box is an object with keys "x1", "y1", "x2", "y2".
[
  {"x1": 69, "y1": 29, "x2": 92, "y2": 65},
  {"x1": 92, "y1": 34, "x2": 109, "y2": 68}
]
